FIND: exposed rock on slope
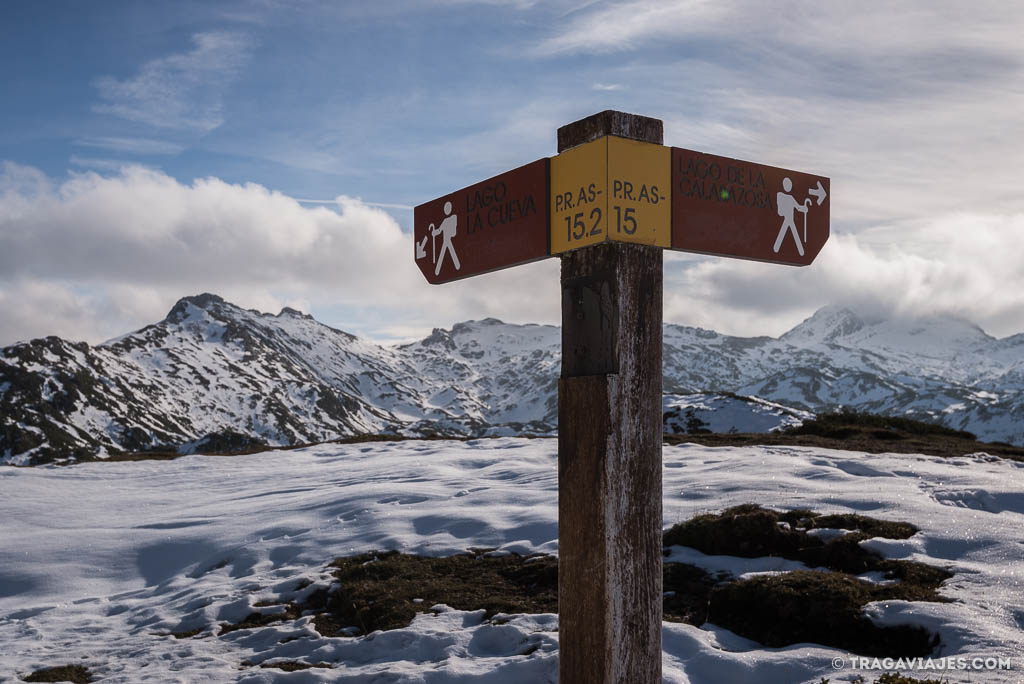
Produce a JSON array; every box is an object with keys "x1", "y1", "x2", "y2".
[{"x1": 2, "y1": 297, "x2": 1021, "y2": 465}]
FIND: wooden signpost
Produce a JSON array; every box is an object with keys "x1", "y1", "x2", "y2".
[{"x1": 414, "y1": 111, "x2": 830, "y2": 683}]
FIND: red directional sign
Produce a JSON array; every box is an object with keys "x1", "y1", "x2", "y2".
[
  {"x1": 671, "y1": 147, "x2": 829, "y2": 265},
  {"x1": 414, "y1": 158, "x2": 549, "y2": 284}
]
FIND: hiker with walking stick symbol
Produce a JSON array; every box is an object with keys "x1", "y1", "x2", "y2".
[
  {"x1": 427, "y1": 201, "x2": 461, "y2": 277},
  {"x1": 773, "y1": 177, "x2": 811, "y2": 257}
]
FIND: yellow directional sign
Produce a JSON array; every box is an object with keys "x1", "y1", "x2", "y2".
[
  {"x1": 550, "y1": 135, "x2": 670, "y2": 254},
  {"x1": 608, "y1": 136, "x2": 670, "y2": 248},
  {"x1": 550, "y1": 136, "x2": 607, "y2": 253}
]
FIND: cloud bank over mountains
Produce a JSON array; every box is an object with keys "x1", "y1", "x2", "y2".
[
  {"x1": 2, "y1": 2, "x2": 1022, "y2": 346},
  {"x1": 2, "y1": 158, "x2": 1023, "y2": 347}
]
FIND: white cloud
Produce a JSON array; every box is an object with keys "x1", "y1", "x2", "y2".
[
  {"x1": 665, "y1": 213, "x2": 1024, "y2": 339},
  {"x1": 0, "y1": 163, "x2": 562, "y2": 346},
  {"x1": 69, "y1": 155, "x2": 161, "y2": 173},
  {"x1": 533, "y1": 1, "x2": 1020, "y2": 60},
  {"x1": 1, "y1": 161, "x2": 1020, "y2": 347},
  {"x1": 74, "y1": 137, "x2": 186, "y2": 156},
  {"x1": 93, "y1": 32, "x2": 252, "y2": 132},
  {"x1": 0, "y1": 162, "x2": 51, "y2": 205},
  {"x1": 534, "y1": 0, "x2": 726, "y2": 55},
  {"x1": 521, "y1": 3, "x2": 1024, "y2": 233}
]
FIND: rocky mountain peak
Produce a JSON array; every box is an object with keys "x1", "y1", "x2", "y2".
[
  {"x1": 165, "y1": 293, "x2": 227, "y2": 323},
  {"x1": 450, "y1": 318, "x2": 505, "y2": 336},
  {"x1": 278, "y1": 306, "x2": 313, "y2": 320},
  {"x1": 418, "y1": 327, "x2": 457, "y2": 350},
  {"x1": 780, "y1": 305, "x2": 867, "y2": 344}
]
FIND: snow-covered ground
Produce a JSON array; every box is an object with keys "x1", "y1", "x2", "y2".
[
  {"x1": 663, "y1": 392, "x2": 814, "y2": 434},
  {"x1": 1, "y1": 439, "x2": 1022, "y2": 683}
]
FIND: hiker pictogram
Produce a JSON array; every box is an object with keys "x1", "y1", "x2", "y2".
[
  {"x1": 774, "y1": 177, "x2": 808, "y2": 256},
  {"x1": 430, "y1": 201, "x2": 461, "y2": 276},
  {"x1": 773, "y1": 177, "x2": 826, "y2": 257}
]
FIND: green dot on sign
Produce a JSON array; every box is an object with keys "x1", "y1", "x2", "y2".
[{"x1": 720, "y1": 189, "x2": 729, "y2": 199}]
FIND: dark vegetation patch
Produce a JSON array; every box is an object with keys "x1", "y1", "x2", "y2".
[
  {"x1": 317, "y1": 550, "x2": 558, "y2": 635},
  {"x1": 664, "y1": 504, "x2": 951, "y2": 656},
  {"x1": 100, "y1": 432, "x2": 493, "y2": 463},
  {"x1": 169, "y1": 628, "x2": 203, "y2": 639},
  {"x1": 663, "y1": 503, "x2": 926, "y2": 573},
  {"x1": 257, "y1": 660, "x2": 334, "y2": 671},
  {"x1": 666, "y1": 409, "x2": 1024, "y2": 461},
  {"x1": 97, "y1": 450, "x2": 184, "y2": 462},
  {"x1": 60, "y1": 409, "x2": 1022, "y2": 465},
  {"x1": 217, "y1": 589, "x2": 329, "y2": 635},
  {"x1": 22, "y1": 665, "x2": 92, "y2": 683},
  {"x1": 661, "y1": 561, "x2": 722, "y2": 625},
  {"x1": 787, "y1": 411, "x2": 975, "y2": 441},
  {"x1": 709, "y1": 571, "x2": 939, "y2": 657},
  {"x1": 212, "y1": 506, "x2": 952, "y2": 660}
]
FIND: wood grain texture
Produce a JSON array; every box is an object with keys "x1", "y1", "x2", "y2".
[
  {"x1": 558, "y1": 240, "x2": 663, "y2": 684},
  {"x1": 557, "y1": 110, "x2": 664, "y2": 152}
]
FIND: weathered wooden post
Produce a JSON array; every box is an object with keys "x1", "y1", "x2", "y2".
[
  {"x1": 413, "y1": 109, "x2": 829, "y2": 684},
  {"x1": 557, "y1": 111, "x2": 664, "y2": 684}
]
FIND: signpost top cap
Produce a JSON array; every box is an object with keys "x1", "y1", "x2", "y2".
[{"x1": 557, "y1": 110, "x2": 663, "y2": 152}]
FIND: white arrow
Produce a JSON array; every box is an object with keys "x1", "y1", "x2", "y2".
[
  {"x1": 415, "y1": 235, "x2": 428, "y2": 260},
  {"x1": 808, "y1": 180, "x2": 827, "y2": 206}
]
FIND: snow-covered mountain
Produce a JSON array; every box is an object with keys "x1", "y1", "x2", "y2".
[
  {"x1": 667, "y1": 306, "x2": 1024, "y2": 444},
  {"x1": 0, "y1": 295, "x2": 560, "y2": 465},
  {"x1": 2, "y1": 296, "x2": 1022, "y2": 465}
]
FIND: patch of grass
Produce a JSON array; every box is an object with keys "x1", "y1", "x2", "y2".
[
  {"x1": 98, "y1": 450, "x2": 181, "y2": 462},
  {"x1": 170, "y1": 628, "x2": 203, "y2": 639},
  {"x1": 331, "y1": 433, "x2": 406, "y2": 445},
  {"x1": 709, "y1": 570, "x2": 940, "y2": 657},
  {"x1": 319, "y1": 551, "x2": 559, "y2": 635},
  {"x1": 102, "y1": 432, "x2": 495, "y2": 463},
  {"x1": 789, "y1": 410, "x2": 975, "y2": 440},
  {"x1": 257, "y1": 661, "x2": 334, "y2": 671},
  {"x1": 663, "y1": 504, "x2": 949, "y2": 590},
  {"x1": 662, "y1": 561, "x2": 721, "y2": 625},
  {"x1": 874, "y1": 675, "x2": 947, "y2": 684},
  {"x1": 809, "y1": 512, "x2": 917, "y2": 540},
  {"x1": 666, "y1": 409, "x2": 1024, "y2": 461},
  {"x1": 664, "y1": 504, "x2": 921, "y2": 559},
  {"x1": 23, "y1": 665, "x2": 92, "y2": 683},
  {"x1": 218, "y1": 596, "x2": 320, "y2": 635},
  {"x1": 664, "y1": 504, "x2": 950, "y2": 657}
]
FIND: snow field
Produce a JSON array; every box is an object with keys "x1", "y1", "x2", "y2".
[{"x1": 1, "y1": 438, "x2": 1022, "y2": 682}]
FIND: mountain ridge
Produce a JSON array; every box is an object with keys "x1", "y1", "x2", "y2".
[{"x1": 2, "y1": 294, "x2": 1021, "y2": 465}]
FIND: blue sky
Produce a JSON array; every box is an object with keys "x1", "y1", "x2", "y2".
[{"x1": 2, "y1": 1, "x2": 1023, "y2": 345}]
